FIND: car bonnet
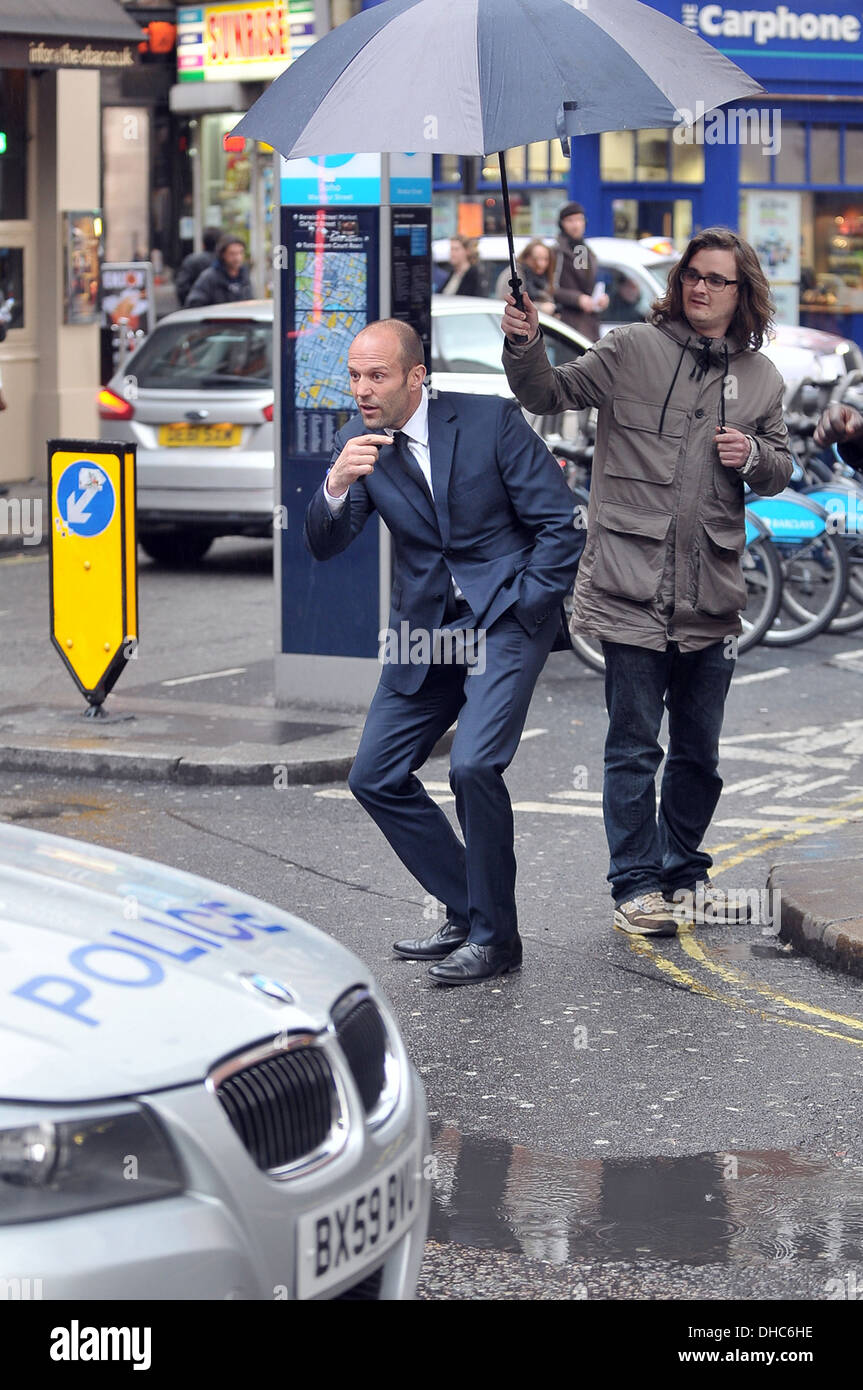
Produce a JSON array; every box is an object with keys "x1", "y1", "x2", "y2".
[{"x1": 0, "y1": 823, "x2": 373, "y2": 1102}]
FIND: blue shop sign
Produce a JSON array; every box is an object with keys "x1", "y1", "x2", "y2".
[{"x1": 650, "y1": 1, "x2": 863, "y2": 84}]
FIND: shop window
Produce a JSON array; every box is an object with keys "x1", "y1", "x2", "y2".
[
  {"x1": 845, "y1": 129, "x2": 863, "y2": 185},
  {"x1": 600, "y1": 131, "x2": 634, "y2": 182},
  {"x1": 0, "y1": 70, "x2": 27, "y2": 221},
  {"x1": 0, "y1": 247, "x2": 23, "y2": 329},
  {"x1": 200, "y1": 114, "x2": 250, "y2": 249},
  {"x1": 739, "y1": 137, "x2": 767, "y2": 184},
  {"x1": 481, "y1": 143, "x2": 564, "y2": 187},
  {"x1": 527, "y1": 142, "x2": 551, "y2": 182},
  {"x1": 548, "y1": 141, "x2": 570, "y2": 183},
  {"x1": 775, "y1": 121, "x2": 806, "y2": 184},
  {"x1": 670, "y1": 129, "x2": 705, "y2": 185},
  {"x1": 635, "y1": 129, "x2": 669, "y2": 182},
  {"x1": 810, "y1": 126, "x2": 839, "y2": 185},
  {"x1": 436, "y1": 155, "x2": 461, "y2": 185}
]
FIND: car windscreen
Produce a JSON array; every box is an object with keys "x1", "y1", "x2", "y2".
[
  {"x1": 128, "y1": 319, "x2": 272, "y2": 390},
  {"x1": 432, "y1": 312, "x2": 507, "y2": 374}
]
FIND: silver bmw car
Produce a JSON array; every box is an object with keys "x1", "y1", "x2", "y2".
[{"x1": 0, "y1": 823, "x2": 430, "y2": 1300}]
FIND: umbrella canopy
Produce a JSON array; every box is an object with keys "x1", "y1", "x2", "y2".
[{"x1": 232, "y1": 0, "x2": 763, "y2": 158}]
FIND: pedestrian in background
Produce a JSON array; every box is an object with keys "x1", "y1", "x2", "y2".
[
  {"x1": 501, "y1": 226, "x2": 793, "y2": 938},
  {"x1": 175, "y1": 227, "x2": 221, "y2": 307},
  {"x1": 440, "y1": 237, "x2": 485, "y2": 297},
  {"x1": 814, "y1": 401, "x2": 863, "y2": 469},
  {"x1": 553, "y1": 201, "x2": 608, "y2": 342},
  {"x1": 495, "y1": 240, "x2": 557, "y2": 315},
  {"x1": 185, "y1": 236, "x2": 252, "y2": 308}
]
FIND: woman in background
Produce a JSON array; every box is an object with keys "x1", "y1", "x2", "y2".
[{"x1": 441, "y1": 237, "x2": 485, "y2": 297}]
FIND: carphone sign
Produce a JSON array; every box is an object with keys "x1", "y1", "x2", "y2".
[
  {"x1": 672, "y1": 1, "x2": 863, "y2": 73},
  {"x1": 683, "y1": 4, "x2": 860, "y2": 45}
]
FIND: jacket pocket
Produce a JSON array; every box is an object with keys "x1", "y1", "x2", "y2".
[
  {"x1": 695, "y1": 519, "x2": 747, "y2": 616},
  {"x1": 592, "y1": 501, "x2": 672, "y2": 602},
  {"x1": 605, "y1": 397, "x2": 685, "y2": 486},
  {"x1": 713, "y1": 420, "x2": 751, "y2": 501}
]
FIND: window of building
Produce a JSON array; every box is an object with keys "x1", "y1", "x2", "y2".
[
  {"x1": 199, "y1": 114, "x2": 251, "y2": 250},
  {"x1": 847, "y1": 129, "x2": 863, "y2": 185},
  {"x1": 810, "y1": 125, "x2": 840, "y2": 184},
  {"x1": 0, "y1": 70, "x2": 28, "y2": 221},
  {"x1": 670, "y1": 130, "x2": 705, "y2": 185},
  {"x1": 601, "y1": 127, "x2": 703, "y2": 184},
  {"x1": 600, "y1": 131, "x2": 634, "y2": 182},
  {"x1": 635, "y1": 129, "x2": 668, "y2": 182},
  {"x1": 775, "y1": 121, "x2": 806, "y2": 184}
]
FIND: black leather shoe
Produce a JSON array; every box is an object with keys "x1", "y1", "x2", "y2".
[
  {"x1": 393, "y1": 917, "x2": 469, "y2": 961},
  {"x1": 427, "y1": 938, "x2": 522, "y2": 986}
]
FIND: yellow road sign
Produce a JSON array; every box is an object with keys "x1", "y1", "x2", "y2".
[{"x1": 48, "y1": 439, "x2": 137, "y2": 707}]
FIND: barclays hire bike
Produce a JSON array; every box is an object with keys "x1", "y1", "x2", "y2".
[
  {"x1": 551, "y1": 438, "x2": 783, "y2": 675},
  {"x1": 746, "y1": 410, "x2": 850, "y2": 645}
]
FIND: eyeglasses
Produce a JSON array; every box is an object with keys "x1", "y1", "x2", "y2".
[{"x1": 680, "y1": 268, "x2": 739, "y2": 291}]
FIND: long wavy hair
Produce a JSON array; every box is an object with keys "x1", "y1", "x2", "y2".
[{"x1": 650, "y1": 226, "x2": 773, "y2": 350}]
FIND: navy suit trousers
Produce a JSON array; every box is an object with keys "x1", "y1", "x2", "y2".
[{"x1": 348, "y1": 607, "x2": 560, "y2": 947}]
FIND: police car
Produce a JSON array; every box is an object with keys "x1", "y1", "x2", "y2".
[{"x1": 0, "y1": 823, "x2": 430, "y2": 1300}]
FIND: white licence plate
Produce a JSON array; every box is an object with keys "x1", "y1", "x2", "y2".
[{"x1": 296, "y1": 1144, "x2": 421, "y2": 1299}]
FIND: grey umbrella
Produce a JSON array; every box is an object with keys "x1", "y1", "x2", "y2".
[{"x1": 233, "y1": 0, "x2": 762, "y2": 304}]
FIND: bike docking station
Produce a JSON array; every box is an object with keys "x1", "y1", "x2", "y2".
[
  {"x1": 274, "y1": 151, "x2": 432, "y2": 708},
  {"x1": 48, "y1": 439, "x2": 138, "y2": 718}
]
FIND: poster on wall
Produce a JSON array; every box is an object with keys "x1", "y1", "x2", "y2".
[
  {"x1": 745, "y1": 191, "x2": 801, "y2": 282},
  {"x1": 101, "y1": 262, "x2": 154, "y2": 337},
  {"x1": 280, "y1": 205, "x2": 378, "y2": 458},
  {"x1": 64, "y1": 211, "x2": 103, "y2": 325}
]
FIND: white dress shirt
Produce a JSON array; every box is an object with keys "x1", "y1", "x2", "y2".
[{"x1": 323, "y1": 388, "x2": 464, "y2": 600}]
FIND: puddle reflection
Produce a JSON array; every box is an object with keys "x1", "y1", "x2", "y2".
[{"x1": 430, "y1": 1129, "x2": 863, "y2": 1266}]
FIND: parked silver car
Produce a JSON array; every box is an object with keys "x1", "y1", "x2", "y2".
[
  {"x1": 99, "y1": 296, "x2": 590, "y2": 565},
  {"x1": 0, "y1": 822, "x2": 430, "y2": 1299}
]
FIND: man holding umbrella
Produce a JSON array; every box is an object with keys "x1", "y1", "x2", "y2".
[{"x1": 501, "y1": 227, "x2": 793, "y2": 937}]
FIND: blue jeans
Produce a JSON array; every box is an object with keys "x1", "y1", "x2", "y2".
[{"x1": 600, "y1": 639, "x2": 735, "y2": 905}]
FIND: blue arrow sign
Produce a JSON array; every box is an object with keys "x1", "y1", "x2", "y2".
[{"x1": 56, "y1": 461, "x2": 116, "y2": 538}]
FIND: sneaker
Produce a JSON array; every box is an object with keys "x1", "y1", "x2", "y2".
[
  {"x1": 665, "y1": 879, "x2": 752, "y2": 926},
  {"x1": 613, "y1": 891, "x2": 678, "y2": 937}
]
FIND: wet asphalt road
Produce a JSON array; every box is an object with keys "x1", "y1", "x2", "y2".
[{"x1": 3, "y1": 541, "x2": 863, "y2": 1311}]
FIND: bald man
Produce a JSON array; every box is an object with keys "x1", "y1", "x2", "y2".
[{"x1": 304, "y1": 320, "x2": 582, "y2": 986}]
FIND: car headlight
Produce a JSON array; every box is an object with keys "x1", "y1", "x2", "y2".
[{"x1": 0, "y1": 1105, "x2": 184, "y2": 1224}]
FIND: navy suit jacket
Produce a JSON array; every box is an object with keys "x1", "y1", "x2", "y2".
[{"x1": 303, "y1": 391, "x2": 583, "y2": 694}]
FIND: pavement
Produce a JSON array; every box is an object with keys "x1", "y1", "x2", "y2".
[{"x1": 770, "y1": 823, "x2": 863, "y2": 982}]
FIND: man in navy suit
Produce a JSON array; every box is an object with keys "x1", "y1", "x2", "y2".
[{"x1": 304, "y1": 320, "x2": 581, "y2": 986}]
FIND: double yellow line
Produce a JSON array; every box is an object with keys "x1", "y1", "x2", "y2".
[{"x1": 627, "y1": 793, "x2": 863, "y2": 1049}]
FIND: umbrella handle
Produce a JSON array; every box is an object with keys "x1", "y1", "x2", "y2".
[{"x1": 499, "y1": 151, "x2": 528, "y2": 344}]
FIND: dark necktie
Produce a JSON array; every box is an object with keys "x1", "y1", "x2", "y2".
[{"x1": 392, "y1": 430, "x2": 434, "y2": 504}]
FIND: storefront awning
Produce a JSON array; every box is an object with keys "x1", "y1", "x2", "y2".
[{"x1": 0, "y1": 0, "x2": 141, "y2": 42}]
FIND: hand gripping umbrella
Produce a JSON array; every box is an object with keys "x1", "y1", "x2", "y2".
[{"x1": 232, "y1": 0, "x2": 762, "y2": 310}]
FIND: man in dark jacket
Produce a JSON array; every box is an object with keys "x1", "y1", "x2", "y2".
[
  {"x1": 553, "y1": 201, "x2": 609, "y2": 343},
  {"x1": 175, "y1": 227, "x2": 220, "y2": 306},
  {"x1": 185, "y1": 236, "x2": 252, "y2": 308}
]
